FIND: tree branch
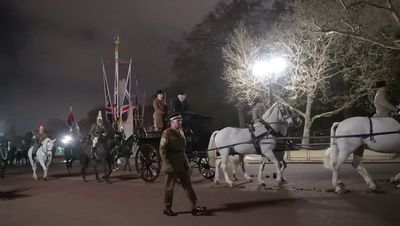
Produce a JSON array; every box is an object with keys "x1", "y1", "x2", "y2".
[{"x1": 323, "y1": 29, "x2": 400, "y2": 50}]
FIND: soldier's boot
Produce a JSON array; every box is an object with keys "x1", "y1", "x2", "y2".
[{"x1": 192, "y1": 206, "x2": 207, "y2": 216}]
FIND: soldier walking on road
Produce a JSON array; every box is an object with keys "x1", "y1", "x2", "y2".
[{"x1": 159, "y1": 113, "x2": 206, "y2": 216}]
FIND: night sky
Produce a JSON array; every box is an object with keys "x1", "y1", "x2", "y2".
[{"x1": 0, "y1": 0, "x2": 219, "y2": 134}]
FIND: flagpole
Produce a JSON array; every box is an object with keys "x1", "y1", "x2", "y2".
[{"x1": 114, "y1": 35, "x2": 120, "y2": 122}]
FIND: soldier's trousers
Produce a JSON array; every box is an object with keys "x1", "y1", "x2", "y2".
[{"x1": 164, "y1": 171, "x2": 198, "y2": 209}]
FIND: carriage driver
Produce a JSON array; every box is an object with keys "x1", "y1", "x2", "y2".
[
  {"x1": 373, "y1": 81, "x2": 398, "y2": 117},
  {"x1": 32, "y1": 124, "x2": 48, "y2": 158},
  {"x1": 160, "y1": 112, "x2": 207, "y2": 216},
  {"x1": 90, "y1": 111, "x2": 106, "y2": 159}
]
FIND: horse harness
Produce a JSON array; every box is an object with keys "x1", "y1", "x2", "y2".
[{"x1": 248, "y1": 119, "x2": 288, "y2": 156}]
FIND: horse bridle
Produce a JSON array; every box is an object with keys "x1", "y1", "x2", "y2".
[{"x1": 277, "y1": 104, "x2": 297, "y2": 123}]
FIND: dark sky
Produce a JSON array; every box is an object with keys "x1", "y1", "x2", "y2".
[{"x1": 0, "y1": 0, "x2": 220, "y2": 134}]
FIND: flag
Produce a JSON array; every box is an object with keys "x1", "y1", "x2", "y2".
[
  {"x1": 121, "y1": 59, "x2": 132, "y2": 122},
  {"x1": 66, "y1": 106, "x2": 75, "y2": 128},
  {"x1": 102, "y1": 60, "x2": 113, "y2": 123}
]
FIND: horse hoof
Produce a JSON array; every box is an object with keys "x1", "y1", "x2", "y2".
[
  {"x1": 43, "y1": 178, "x2": 48, "y2": 181},
  {"x1": 214, "y1": 180, "x2": 220, "y2": 185},
  {"x1": 367, "y1": 188, "x2": 385, "y2": 194},
  {"x1": 396, "y1": 184, "x2": 400, "y2": 189},
  {"x1": 106, "y1": 180, "x2": 112, "y2": 184},
  {"x1": 258, "y1": 182, "x2": 266, "y2": 187},
  {"x1": 228, "y1": 183, "x2": 234, "y2": 187}
]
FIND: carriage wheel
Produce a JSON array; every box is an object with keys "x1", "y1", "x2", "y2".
[
  {"x1": 135, "y1": 144, "x2": 161, "y2": 182},
  {"x1": 197, "y1": 157, "x2": 215, "y2": 179}
]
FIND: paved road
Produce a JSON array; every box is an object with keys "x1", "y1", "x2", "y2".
[{"x1": 1, "y1": 159, "x2": 399, "y2": 226}]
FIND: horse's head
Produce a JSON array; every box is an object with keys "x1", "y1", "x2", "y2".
[
  {"x1": 262, "y1": 102, "x2": 301, "y2": 127},
  {"x1": 277, "y1": 103, "x2": 302, "y2": 127},
  {"x1": 43, "y1": 138, "x2": 56, "y2": 152}
]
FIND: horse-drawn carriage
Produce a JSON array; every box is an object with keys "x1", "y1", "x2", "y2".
[{"x1": 133, "y1": 111, "x2": 215, "y2": 182}]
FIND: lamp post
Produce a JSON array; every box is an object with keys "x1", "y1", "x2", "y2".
[{"x1": 251, "y1": 56, "x2": 288, "y2": 105}]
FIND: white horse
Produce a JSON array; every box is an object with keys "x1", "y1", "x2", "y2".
[
  {"x1": 208, "y1": 102, "x2": 300, "y2": 187},
  {"x1": 28, "y1": 138, "x2": 56, "y2": 180},
  {"x1": 324, "y1": 116, "x2": 400, "y2": 193}
]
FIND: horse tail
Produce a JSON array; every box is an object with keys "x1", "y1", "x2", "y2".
[
  {"x1": 324, "y1": 122, "x2": 340, "y2": 170},
  {"x1": 207, "y1": 130, "x2": 219, "y2": 168}
]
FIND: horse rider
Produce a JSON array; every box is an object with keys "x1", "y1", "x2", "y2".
[
  {"x1": 373, "y1": 81, "x2": 398, "y2": 117},
  {"x1": 153, "y1": 89, "x2": 168, "y2": 131},
  {"x1": 112, "y1": 118, "x2": 125, "y2": 152},
  {"x1": 90, "y1": 111, "x2": 106, "y2": 160},
  {"x1": 32, "y1": 125, "x2": 48, "y2": 158},
  {"x1": 160, "y1": 112, "x2": 207, "y2": 216}
]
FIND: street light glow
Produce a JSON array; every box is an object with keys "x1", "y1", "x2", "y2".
[
  {"x1": 61, "y1": 135, "x2": 72, "y2": 144},
  {"x1": 251, "y1": 56, "x2": 288, "y2": 79}
]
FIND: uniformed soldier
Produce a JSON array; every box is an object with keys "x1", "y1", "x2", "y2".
[
  {"x1": 32, "y1": 125, "x2": 48, "y2": 158},
  {"x1": 373, "y1": 81, "x2": 397, "y2": 117},
  {"x1": 90, "y1": 111, "x2": 106, "y2": 159},
  {"x1": 160, "y1": 113, "x2": 206, "y2": 216}
]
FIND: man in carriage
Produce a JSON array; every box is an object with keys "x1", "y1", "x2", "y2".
[
  {"x1": 153, "y1": 89, "x2": 168, "y2": 131},
  {"x1": 32, "y1": 124, "x2": 48, "y2": 158},
  {"x1": 373, "y1": 80, "x2": 398, "y2": 117},
  {"x1": 90, "y1": 111, "x2": 106, "y2": 160}
]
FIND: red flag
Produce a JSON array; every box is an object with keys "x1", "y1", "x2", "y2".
[{"x1": 66, "y1": 106, "x2": 75, "y2": 128}]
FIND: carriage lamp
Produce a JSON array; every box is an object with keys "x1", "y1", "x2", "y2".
[{"x1": 61, "y1": 135, "x2": 73, "y2": 144}]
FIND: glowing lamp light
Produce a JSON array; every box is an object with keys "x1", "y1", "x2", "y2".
[
  {"x1": 251, "y1": 57, "x2": 288, "y2": 79},
  {"x1": 61, "y1": 135, "x2": 72, "y2": 144}
]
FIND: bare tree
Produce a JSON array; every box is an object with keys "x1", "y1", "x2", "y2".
[
  {"x1": 222, "y1": 1, "x2": 393, "y2": 145},
  {"x1": 309, "y1": 0, "x2": 400, "y2": 50}
]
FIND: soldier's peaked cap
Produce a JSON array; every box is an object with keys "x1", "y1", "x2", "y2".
[
  {"x1": 168, "y1": 112, "x2": 182, "y2": 121},
  {"x1": 376, "y1": 81, "x2": 386, "y2": 88}
]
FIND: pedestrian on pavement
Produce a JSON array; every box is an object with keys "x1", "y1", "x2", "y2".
[{"x1": 159, "y1": 112, "x2": 206, "y2": 216}]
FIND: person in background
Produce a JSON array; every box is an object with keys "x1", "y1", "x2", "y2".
[
  {"x1": 173, "y1": 91, "x2": 190, "y2": 113},
  {"x1": 153, "y1": 89, "x2": 168, "y2": 131},
  {"x1": 373, "y1": 81, "x2": 397, "y2": 117}
]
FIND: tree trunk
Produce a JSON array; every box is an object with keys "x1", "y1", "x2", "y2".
[{"x1": 302, "y1": 95, "x2": 313, "y2": 146}]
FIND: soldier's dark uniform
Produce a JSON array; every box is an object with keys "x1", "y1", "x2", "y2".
[
  {"x1": 160, "y1": 126, "x2": 199, "y2": 214},
  {"x1": 90, "y1": 123, "x2": 106, "y2": 140}
]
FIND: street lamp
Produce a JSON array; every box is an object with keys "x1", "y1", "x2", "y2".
[{"x1": 251, "y1": 56, "x2": 288, "y2": 105}]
